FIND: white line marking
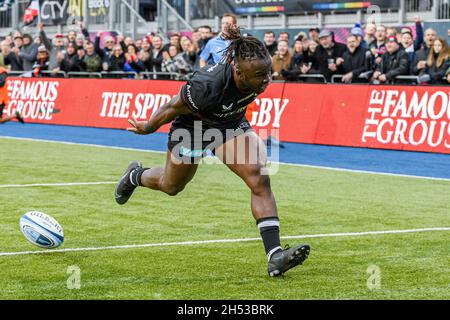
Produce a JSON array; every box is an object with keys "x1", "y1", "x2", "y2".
[
  {"x1": 276, "y1": 162, "x2": 450, "y2": 182},
  {"x1": 0, "y1": 182, "x2": 116, "y2": 188},
  {"x1": 2, "y1": 135, "x2": 450, "y2": 182},
  {"x1": 0, "y1": 135, "x2": 166, "y2": 154},
  {"x1": 1, "y1": 227, "x2": 448, "y2": 257}
]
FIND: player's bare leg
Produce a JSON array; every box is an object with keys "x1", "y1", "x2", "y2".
[
  {"x1": 115, "y1": 151, "x2": 198, "y2": 204},
  {"x1": 215, "y1": 131, "x2": 310, "y2": 277},
  {"x1": 139, "y1": 151, "x2": 198, "y2": 196},
  {"x1": 0, "y1": 108, "x2": 24, "y2": 124}
]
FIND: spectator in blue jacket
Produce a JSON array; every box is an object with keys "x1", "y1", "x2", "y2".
[{"x1": 199, "y1": 13, "x2": 237, "y2": 67}]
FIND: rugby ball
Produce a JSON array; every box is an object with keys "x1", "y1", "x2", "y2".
[{"x1": 19, "y1": 211, "x2": 64, "y2": 249}]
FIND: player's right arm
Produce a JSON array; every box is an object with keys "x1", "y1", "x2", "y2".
[{"x1": 127, "y1": 94, "x2": 192, "y2": 135}]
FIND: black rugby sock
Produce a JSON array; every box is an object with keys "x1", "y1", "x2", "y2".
[
  {"x1": 257, "y1": 217, "x2": 282, "y2": 261},
  {"x1": 129, "y1": 167, "x2": 150, "y2": 187}
]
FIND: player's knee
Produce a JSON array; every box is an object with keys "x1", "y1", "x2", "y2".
[
  {"x1": 163, "y1": 184, "x2": 185, "y2": 196},
  {"x1": 246, "y1": 171, "x2": 271, "y2": 195}
]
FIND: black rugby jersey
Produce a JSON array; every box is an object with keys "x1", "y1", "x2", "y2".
[{"x1": 177, "y1": 62, "x2": 258, "y2": 130}]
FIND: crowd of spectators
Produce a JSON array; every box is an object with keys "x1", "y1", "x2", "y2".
[
  {"x1": 268, "y1": 18, "x2": 450, "y2": 85},
  {"x1": 0, "y1": 16, "x2": 449, "y2": 85}
]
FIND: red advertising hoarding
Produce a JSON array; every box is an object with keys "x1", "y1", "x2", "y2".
[{"x1": 4, "y1": 77, "x2": 450, "y2": 154}]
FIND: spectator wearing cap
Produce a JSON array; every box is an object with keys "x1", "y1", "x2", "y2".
[
  {"x1": 419, "y1": 37, "x2": 450, "y2": 84},
  {"x1": 58, "y1": 43, "x2": 82, "y2": 73},
  {"x1": 32, "y1": 45, "x2": 50, "y2": 77},
  {"x1": 12, "y1": 31, "x2": 23, "y2": 51},
  {"x1": 294, "y1": 32, "x2": 308, "y2": 47},
  {"x1": 38, "y1": 22, "x2": 66, "y2": 72},
  {"x1": 263, "y1": 31, "x2": 277, "y2": 56},
  {"x1": 413, "y1": 28, "x2": 437, "y2": 75},
  {"x1": 139, "y1": 37, "x2": 153, "y2": 72},
  {"x1": 271, "y1": 40, "x2": 291, "y2": 80},
  {"x1": 369, "y1": 25, "x2": 387, "y2": 69},
  {"x1": 67, "y1": 30, "x2": 77, "y2": 43},
  {"x1": 291, "y1": 36, "x2": 307, "y2": 60},
  {"x1": 75, "y1": 34, "x2": 85, "y2": 49},
  {"x1": 372, "y1": 36, "x2": 410, "y2": 83},
  {"x1": 339, "y1": 35, "x2": 372, "y2": 83},
  {"x1": 19, "y1": 34, "x2": 38, "y2": 71},
  {"x1": 309, "y1": 28, "x2": 320, "y2": 43},
  {"x1": 311, "y1": 30, "x2": 346, "y2": 82},
  {"x1": 95, "y1": 32, "x2": 117, "y2": 71},
  {"x1": 351, "y1": 24, "x2": 366, "y2": 48}
]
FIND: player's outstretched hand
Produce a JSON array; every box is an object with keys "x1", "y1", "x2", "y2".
[{"x1": 127, "y1": 116, "x2": 152, "y2": 135}]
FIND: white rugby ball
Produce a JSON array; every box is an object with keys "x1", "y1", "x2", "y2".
[{"x1": 19, "y1": 211, "x2": 64, "y2": 249}]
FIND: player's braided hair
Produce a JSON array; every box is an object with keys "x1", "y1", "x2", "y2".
[{"x1": 222, "y1": 26, "x2": 271, "y2": 68}]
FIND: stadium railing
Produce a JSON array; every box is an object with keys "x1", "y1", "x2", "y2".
[
  {"x1": 331, "y1": 75, "x2": 344, "y2": 83},
  {"x1": 141, "y1": 71, "x2": 180, "y2": 79},
  {"x1": 393, "y1": 75, "x2": 421, "y2": 85},
  {"x1": 39, "y1": 70, "x2": 66, "y2": 78},
  {"x1": 67, "y1": 72, "x2": 102, "y2": 78},
  {"x1": 298, "y1": 74, "x2": 327, "y2": 83},
  {"x1": 101, "y1": 71, "x2": 139, "y2": 79},
  {"x1": 7, "y1": 71, "x2": 29, "y2": 77},
  {"x1": 331, "y1": 74, "x2": 372, "y2": 84},
  {"x1": 6, "y1": 70, "x2": 67, "y2": 78}
]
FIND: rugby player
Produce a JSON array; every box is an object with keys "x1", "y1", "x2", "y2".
[{"x1": 115, "y1": 27, "x2": 310, "y2": 277}]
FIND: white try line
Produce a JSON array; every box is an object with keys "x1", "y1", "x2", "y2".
[
  {"x1": 0, "y1": 181, "x2": 116, "y2": 188},
  {"x1": 1, "y1": 227, "x2": 449, "y2": 257},
  {"x1": 2, "y1": 135, "x2": 450, "y2": 182}
]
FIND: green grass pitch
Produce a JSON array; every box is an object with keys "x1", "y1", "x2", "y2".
[{"x1": 0, "y1": 138, "x2": 449, "y2": 299}]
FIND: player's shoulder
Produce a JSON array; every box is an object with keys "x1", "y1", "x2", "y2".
[
  {"x1": 191, "y1": 62, "x2": 230, "y2": 87},
  {"x1": 180, "y1": 63, "x2": 231, "y2": 112},
  {"x1": 200, "y1": 62, "x2": 229, "y2": 75}
]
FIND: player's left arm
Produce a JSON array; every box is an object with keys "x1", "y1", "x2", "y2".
[{"x1": 127, "y1": 94, "x2": 192, "y2": 135}]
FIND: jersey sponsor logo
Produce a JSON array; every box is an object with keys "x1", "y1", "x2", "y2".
[
  {"x1": 214, "y1": 105, "x2": 247, "y2": 118},
  {"x1": 185, "y1": 85, "x2": 198, "y2": 110},
  {"x1": 222, "y1": 102, "x2": 234, "y2": 111}
]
